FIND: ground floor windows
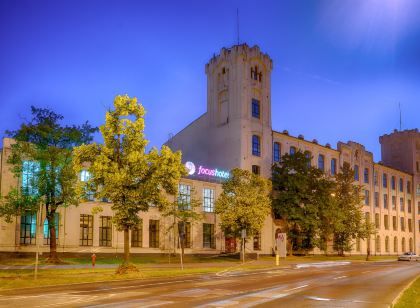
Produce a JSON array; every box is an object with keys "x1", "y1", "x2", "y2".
[
  {"x1": 99, "y1": 216, "x2": 112, "y2": 247},
  {"x1": 149, "y1": 220, "x2": 159, "y2": 248},
  {"x1": 80, "y1": 214, "x2": 93, "y2": 246},
  {"x1": 375, "y1": 235, "x2": 380, "y2": 253},
  {"x1": 253, "y1": 232, "x2": 261, "y2": 251},
  {"x1": 131, "y1": 220, "x2": 143, "y2": 247},
  {"x1": 43, "y1": 213, "x2": 59, "y2": 245},
  {"x1": 409, "y1": 238, "x2": 413, "y2": 252},
  {"x1": 20, "y1": 213, "x2": 36, "y2": 245},
  {"x1": 394, "y1": 236, "x2": 398, "y2": 252},
  {"x1": 178, "y1": 221, "x2": 192, "y2": 249},
  {"x1": 203, "y1": 223, "x2": 215, "y2": 249},
  {"x1": 402, "y1": 237, "x2": 406, "y2": 252},
  {"x1": 385, "y1": 236, "x2": 389, "y2": 253}
]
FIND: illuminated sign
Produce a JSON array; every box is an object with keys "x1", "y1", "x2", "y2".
[{"x1": 185, "y1": 161, "x2": 230, "y2": 179}]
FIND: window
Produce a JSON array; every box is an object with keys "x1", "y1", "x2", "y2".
[
  {"x1": 408, "y1": 200, "x2": 411, "y2": 213},
  {"x1": 178, "y1": 222, "x2": 191, "y2": 248},
  {"x1": 399, "y1": 178, "x2": 404, "y2": 192},
  {"x1": 400, "y1": 197, "x2": 405, "y2": 212},
  {"x1": 364, "y1": 168, "x2": 369, "y2": 184},
  {"x1": 417, "y1": 161, "x2": 420, "y2": 172},
  {"x1": 392, "y1": 216, "x2": 397, "y2": 231},
  {"x1": 252, "y1": 135, "x2": 261, "y2": 156},
  {"x1": 400, "y1": 217, "x2": 405, "y2": 231},
  {"x1": 305, "y1": 151, "x2": 311, "y2": 167},
  {"x1": 318, "y1": 155, "x2": 325, "y2": 171},
  {"x1": 407, "y1": 181, "x2": 411, "y2": 194},
  {"x1": 418, "y1": 201, "x2": 420, "y2": 214},
  {"x1": 417, "y1": 184, "x2": 420, "y2": 195},
  {"x1": 131, "y1": 221, "x2": 143, "y2": 247},
  {"x1": 20, "y1": 213, "x2": 36, "y2": 245},
  {"x1": 253, "y1": 232, "x2": 261, "y2": 251},
  {"x1": 273, "y1": 142, "x2": 281, "y2": 162},
  {"x1": 409, "y1": 238, "x2": 413, "y2": 251},
  {"x1": 251, "y1": 65, "x2": 262, "y2": 82},
  {"x1": 408, "y1": 219, "x2": 412, "y2": 232},
  {"x1": 149, "y1": 220, "x2": 160, "y2": 248},
  {"x1": 391, "y1": 176, "x2": 396, "y2": 190},
  {"x1": 289, "y1": 146, "x2": 296, "y2": 155},
  {"x1": 43, "y1": 213, "x2": 59, "y2": 245},
  {"x1": 331, "y1": 159, "x2": 337, "y2": 175},
  {"x1": 385, "y1": 236, "x2": 389, "y2": 253},
  {"x1": 80, "y1": 170, "x2": 91, "y2": 182},
  {"x1": 22, "y1": 160, "x2": 40, "y2": 196},
  {"x1": 80, "y1": 214, "x2": 93, "y2": 246},
  {"x1": 394, "y1": 236, "x2": 398, "y2": 252},
  {"x1": 391, "y1": 195, "x2": 396, "y2": 210},
  {"x1": 384, "y1": 215, "x2": 389, "y2": 230},
  {"x1": 364, "y1": 190, "x2": 370, "y2": 206},
  {"x1": 203, "y1": 188, "x2": 214, "y2": 212},
  {"x1": 252, "y1": 165, "x2": 260, "y2": 175},
  {"x1": 374, "y1": 170, "x2": 378, "y2": 186},
  {"x1": 402, "y1": 237, "x2": 406, "y2": 252},
  {"x1": 375, "y1": 213, "x2": 380, "y2": 228},
  {"x1": 376, "y1": 235, "x2": 380, "y2": 253},
  {"x1": 99, "y1": 216, "x2": 112, "y2": 247},
  {"x1": 203, "y1": 223, "x2": 215, "y2": 249},
  {"x1": 178, "y1": 184, "x2": 191, "y2": 210},
  {"x1": 365, "y1": 212, "x2": 370, "y2": 223},
  {"x1": 354, "y1": 165, "x2": 359, "y2": 181},
  {"x1": 251, "y1": 99, "x2": 260, "y2": 119},
  {"x1": 384, "y1": 194, "x2": 388, "y2": 209},
  {"x1": 383, "y1": 173, "x2": 387, "y2": 188},
  {"x1": 374, "y1": 192, "x2": 379, "y2": 208}
]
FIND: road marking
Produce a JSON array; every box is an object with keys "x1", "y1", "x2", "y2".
[
  {"x1": 333, "y1": 275, "x2": 347, "y2": 280},
  {"x1": 306, "y1": 296, "x2": 332, "y2": 301},
  {"x1": 295, "y1": 261, "x2": 351, "y2": 269},
  {"x1": 284, "y1": 284, "x2": 309, "y2": 292}
]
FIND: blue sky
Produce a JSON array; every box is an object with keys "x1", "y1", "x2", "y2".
[{"x1": 1, "y1": 0, "x2": 419, "y2": 161}]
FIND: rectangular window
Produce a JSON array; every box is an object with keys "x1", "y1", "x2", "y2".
[
  {"x1": 20, "y1": 213, "x2": 37, "y2": 245},
  {"x1": 399, "y1": 178, "x2": 404, "y2": 192},
  {"x1": 384, "y1": 215, "x2": 389, "y2": 230},
  {"x1": 43, "y1": 213, "x2": 59, "y2": 245},
  {"x1": 131, "y1": 220, "x2": 143, "y2": 247},
  {"x1": 99, "y1": 216, "x2": 112, "y2": 247},
  {"x1": 79, "y1": 214, "x2": 93, "y2": 246},
  {"x1": 252, "y1": 165, "x2": 260, "y2": 175},
  {"x1": 418, "y1": 201, "x2": 420, "y2": 214},
  {"x1": 178, "y1": 184, "x2": 191, "y2": 210},
  {"x1": 407, "y1": 181, "x2": 411, "y2": 194},
  {"x1": 408, "y1": 200, "x2": 411, "y2": 213},
  {"x1": 383, "y1": 173, "x2": 387, "y2": 188},
  {"x1": 392, "y1": 216, "x2": 397, "y2": 231},
  {"x1": 318, "y1": 155, "x2": 325, "y2": 171},
  {"x1": 408, "y1": 219, "x2": 412, "y2": 232},
  {"x1": 203, "y1": 223, "x2": 215, "y2": 249},
  {"x1": 22, "y1": 161, "x2": 40, "y2": 196},
  {"x1": 331, "y1": 158, "x2": 336, "y2": 175},
  {"x1": 391, "y1": 176, "x2": 396, "y2": 190},
  {"x1": 203, "y1": 188, "x2": 215, "y2": 213},
  {"x1": 391, "y1": 195, "x2": 396, "y2": 210},
  {"x1": 384, "y1": 194, "x2": 388, "y2": 209},
  {"x1": 374, "y1": 170, "x2": 378, "y2": 186},
  {"x1": 354, "y1": 165, "x2": 359, "y2": 181},
  {"x1": 253, "y1": 232, "x2": 261, "y2": 251},
  {"x1": 273, "y1": 142, "x2": 281, "y2": 162},
  {"x1": 364, "y1": 168, "x2": 369, "y2": 184},
  {"x1": 375, "y1": 213, "x2": 380, "y2": 228},
  {"x1": 251, "y1": 99, "x2": 260, "y2": 119},
  {"x1": 252, "y1": 135, "x2": 261, "y2": 156},
  {"x1": 400, "y1": 197, "x2": 405, "y2": 212},
  {"x1": 400, "y1": 217, "x2": 405, "y2": 231},
  {"x1": 178, "y1": 222, "x2": 191, "y2": 248},
  {"x1": 374, "y1": 192, "x2": 379, "y2": 208},
  {"x1": 364, "y1": 190, "x2": 370, "y2": 205},
  {"x1": 149, "y1": 220, "x2": 160, "y2": 248}
]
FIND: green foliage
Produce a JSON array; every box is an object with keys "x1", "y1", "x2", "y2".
[
  {"x1": 73, "y1": 95, "x2": 186, "y2": 263},
  {"x1": 215, "y1": 168, "x2": 271, "y2": 238},
  {"x1": 0, "y1": 106, "x2": 96, "y2": 260}
]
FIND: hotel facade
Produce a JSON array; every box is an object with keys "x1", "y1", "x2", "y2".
[{"x1": 0, "y1": 44, "x2": 419, "y2": 256}]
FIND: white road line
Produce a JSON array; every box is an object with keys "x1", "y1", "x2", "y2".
[
  {"x1": 306, "y1": 296, "x2": 332, "y2": 301},
  {"x1": 284, "y1": 284, "x2": 309, "y2": 292},
  {"x1": 333, "y1": 275, "x2": 347, "y2": 280}
]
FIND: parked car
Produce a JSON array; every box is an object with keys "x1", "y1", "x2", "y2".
[{"x1": 398, "y1": 252, "x2": 419, "y2": 261}]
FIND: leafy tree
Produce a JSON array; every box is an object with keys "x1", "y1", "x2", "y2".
[
  {"x1": 358, "y1": 213, "x2": 377, "y2": 261},
  {"x1": 215, "y1": 168, "x2": 271, "y2": 243},
  {"x1": 162, "y1": 188, "x2": 203, "y2": 268},
  {"x1": 73, "y1": 95, "x2": 186, "y2": 269},
  {"x1": 272, "y1": 151, "x2": 331, "y2": 255},
  {"x1": 332, "y1": 162, "x2": 365, "y2": 256},
  {"x1": 0, "y1": 106, "x2": 96, "y2": 263}
]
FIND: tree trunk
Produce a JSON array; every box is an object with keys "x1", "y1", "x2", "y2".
[
  {"x1": 47, "y1": 214, "x2": 60, "y2": 263},
  {"x1": 123, "y1": 227, "x2": 130, "y2": 265}
]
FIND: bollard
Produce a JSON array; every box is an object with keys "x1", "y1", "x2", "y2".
[{"x1": 276, "y1": 254, "x2": 279, "y2": 266}]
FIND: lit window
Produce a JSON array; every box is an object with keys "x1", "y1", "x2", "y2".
[
  {"x1": 318, "y1": 155, "x2": 324, "y2": 171},
  {"x1": 203, "y1": 223, "x2": 215, "y2": 249},
  {"x1": 80, "y1": 170, "x2": 91, "y2": 182},
  {"x1": 22, "y1": 161, "x2": 40, "y2": 196},
  {"x1": 252, "y1": 135, "x2": 261, "y2": 156},
  {"x1": 79, "y1": 214, "x2": 93, "y2": 246},
  {"x1": 99, "y1": 216, "x2": 112, "y2": 247},
  {"x1": 20, "y1": 213, "x2": 37, "y2": 245},
  {"x1": 178, "y1": 184, "x2": 191, "y2": 210},
  {"x1": 252, "y1": 99, "x2": 260, "y2": 119},
  {"x1": 149, "y1": 220, "x2": 160, "y2": 248},
  {"x1": 391, "y1": 195, "x2": 396, "y2": 209},
  {"x1": 273, "y1": 142, "x2": 281, "y2": 162},
  {"x1": 331, "y1": 159, "x2": 336, "y2": 175},
  {"x1": 43, "y1": 213, "x2": 59, "y2": 245},
  {"x1": 203, "y1": 188, "x2": 214, "y2": 213}
]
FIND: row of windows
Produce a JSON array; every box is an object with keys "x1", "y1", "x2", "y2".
[
  {"x1": 369, "y1": 212, "x2": 414, "y2": 232},
  {"x1": 369, "y1": 191, "x2": 412, "y2": 212},
  {"x1": 177, "y1": 185, "x2": 215, "y2": 212},
  {"x1": 370, "y1": 236, "x2": 414, "y2": 253},
  {"x1": 20, "y1": 213, "x2": 60, "y2": 245}
]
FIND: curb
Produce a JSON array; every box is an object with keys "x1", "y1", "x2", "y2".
[{"x1": 390, "y1": 274, "x2": 419, "y2": 307}]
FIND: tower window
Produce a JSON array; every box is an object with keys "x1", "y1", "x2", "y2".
[
  {"x1": 252, "y1": 99, "x2": 260, "y2": 119},
  {"x1": 251, "y1": 65, "x2": 262, "y2": 82},
  {"x1": 252, "y1": 135, "x2": 261, "y2": 157}
]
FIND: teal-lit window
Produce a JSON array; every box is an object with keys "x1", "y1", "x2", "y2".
[
  {"x1": 354, "y1": 165, "x2": 359, "y2": 181},
  {"x1": 252, "y1": 135, "x2": 261, "y2": 156},
  {"x1": 20, "y1": 213, "x2": 36, "y2": 245},
  {"x1": 252, "y1": 99, "x2": 260, "y2": 119},
  {"x1": 318, "y1": 155, "x2": 324, "y2": 171},
  {"x1": 43, "y1": 213, "x2": 59, "y2": 245},
  {"x1": 22, "y1": 161, "x2": 40, "y2": 196},
  {"x1": 273, "y1": 142, "x2": 281, "y2": 162},
  {"x1": 178, "y1": 184, "x2": 191, "y2": 210},
  {"x1": 331, "y1": 159, "x2": 337, "y2": 175}
]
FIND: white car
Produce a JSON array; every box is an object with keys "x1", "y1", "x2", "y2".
[{"x1": 398, "y1": 252, "x2": 419, "y2": 261}]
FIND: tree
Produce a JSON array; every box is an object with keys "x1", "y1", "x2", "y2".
[
  {"x1": 215, "y1": 168, "x2": 271, "y2": 253},
  {"x1": 162, "y1": 188, "x2": 203, "y2": 269},
  {"x1": 332, "y1": 162, "x2": 365, "y2": 256},
  {"x1": 0, "y1": 106, "x2": 96, "y2": 263},
  {"x1": 358, "y1": 213, "x2": 377, "y2": 261},
  {"x1": 73, "y1": 95, "x2": 186, "y2": 269},
  {"x1": 272, "y1": 151, "x2": 332, "y2": 255}
]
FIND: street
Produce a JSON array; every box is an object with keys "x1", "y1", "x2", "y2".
[{"x1": 0, "y1": 261, "x2": 419, "y2": 307}]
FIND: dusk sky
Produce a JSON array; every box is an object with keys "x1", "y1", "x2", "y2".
[{"x1": 1, "y1": 0, "x2": 419, "y2": 161}]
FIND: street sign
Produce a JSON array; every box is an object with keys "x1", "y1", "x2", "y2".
[{"x1": 241, "y1": 229, "x2": 246, "y2": 239}]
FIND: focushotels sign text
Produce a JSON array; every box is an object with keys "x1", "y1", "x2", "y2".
[{"x1": 185, "y1": 161, "x2": 230, "y2": 179}]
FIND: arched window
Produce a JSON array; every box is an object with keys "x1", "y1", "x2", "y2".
[
  {"x1": 376, "y1": 235, "x2": 380, "y2": 253},
  {"x1": 391, "y1": 176, "x2": 396, "y2": 190},
  {"x1": 289, "y1": 146, "x2": 296, "y2": 155},
  {"x1": 318, "y1": 154, "x2": 325, "y2": 171},
  {"x1": 252, "y1": 135, "x2": 261, "y2": 156},
  {"x1": 394, "y1": 236, "x2": 398, "y2": 252},
  {"x1": 399, "y1": 178, "x2": 404, "y2": 192},
  {"x1": 402, "y1": 237, "x2": 406, "y2": 252},
  {"x1": 331, "y1": 159, "x2": 337, "y2": 175},
  {"x1": 354, "y1": 165, "x2": 359, "y2": 181},
  {"x1": 273, "y1": 142, "x2": 281, "y2": 162},
  {"x1": 409, "y1": 238, "x2": 413, "y2": 252},
  {"x1": 305, "y1": 151, "x2": 311, "y2": 167},
  {"x1": 385, "y1": 236, "x2": 389, "y2": 253},
  {"x1": 364, "y1": 168, "x2": 369, "y2": 184}
]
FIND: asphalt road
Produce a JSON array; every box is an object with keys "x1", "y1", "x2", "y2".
[{"x1": 0, "y1": 261, "x2": 419, "y2": 307}]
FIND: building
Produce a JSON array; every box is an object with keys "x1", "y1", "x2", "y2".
[{"x1": 0, "y1": 43, "x2": 419, "y2": 256}]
